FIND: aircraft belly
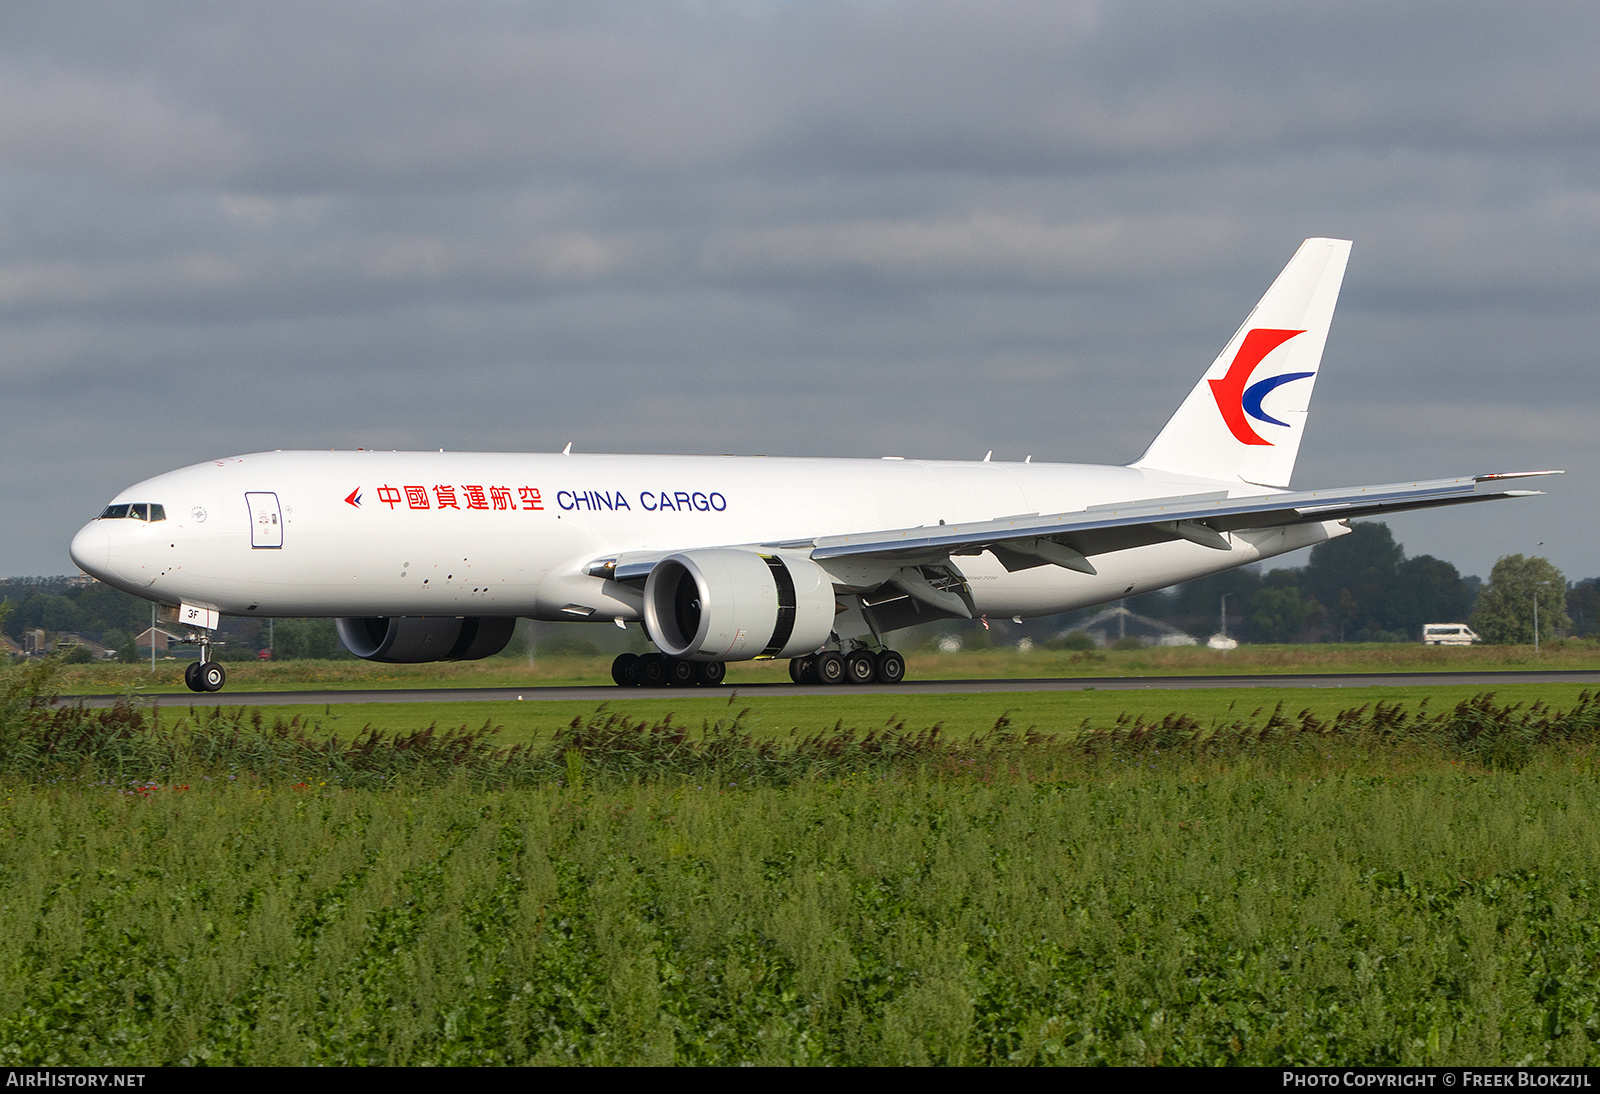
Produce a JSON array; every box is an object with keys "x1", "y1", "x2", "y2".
[
  {"x1": 961, "y1": 521, "x2": 1342, "y2": 618},
  {"x1": 961, "y1": 541, "x2": 1240, "y2": 617},
  {"x1": 173, "y1": 520, "x2": 565, "y2": 617}
]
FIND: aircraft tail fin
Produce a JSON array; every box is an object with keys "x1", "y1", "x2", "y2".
[{"x1": 1133, "y1": 237, "x2": 1351, "y2": 488}]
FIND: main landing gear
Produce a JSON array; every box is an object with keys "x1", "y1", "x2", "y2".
[
  {"x1": 787, "y1": 648, "x2": 905, "y2": 686},
  {"x1": 610, "y1": 648, "x2": 907, "y2": 688},
  {"x1": 611, "y1": 652, "x2": 727, "y2": 688},
  {"x1": 183, "y1": 635, "x2": 227, "y2": 693}
]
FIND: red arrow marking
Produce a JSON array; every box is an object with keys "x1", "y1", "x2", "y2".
[{"x1": 1208, "y1": 328, "x2": 1304, "y2": 445}]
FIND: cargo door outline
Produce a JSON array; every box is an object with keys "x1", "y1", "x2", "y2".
[{"x1": 246, "y1": 492, "x2": 283, "y2": 549}]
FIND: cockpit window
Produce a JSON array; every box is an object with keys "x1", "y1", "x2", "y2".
[{"x1": 98, "y1": 503, "x2": 165, "y2": 522}]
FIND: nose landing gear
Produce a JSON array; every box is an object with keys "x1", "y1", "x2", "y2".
[
  {"x1": 184, "y1": 659, "x2": 227, "y2": 693},
  {"x1": 183, "y1": 634, "x2": 226, "y2": 693}
]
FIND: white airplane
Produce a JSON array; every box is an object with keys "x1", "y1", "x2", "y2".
[{"x1": 70, "y1": 238, "x2": 1556, "y2": 693}]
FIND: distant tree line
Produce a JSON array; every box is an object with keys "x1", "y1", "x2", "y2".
[
  {"x1": 4, "y1": 523, "x2": 1597, "y2": 656},
  {"x1": 1, "y1": 577, "x2": 154, "y2": 660},
  {"x1": 0, "y1": 578, "x2": 352, "y2": 662},
  {"x1": 2, "y1": 577, "x2": 153, "y2": 645},
  {"x1": 1119, "y1": 523, "x2": 1595, "y2": 645}
]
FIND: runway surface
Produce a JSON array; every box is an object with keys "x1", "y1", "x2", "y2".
[{"x1": 62, "y1": 669, "x2": 1600, "y2": 708}]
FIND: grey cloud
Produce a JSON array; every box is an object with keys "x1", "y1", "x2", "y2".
[
  {"x1": 1, "y1": 1, "x2": 1595, "y2": 581},
  {"x1": 11, "y1": 2, "x2": 1594, "y2": 186},
  {"x1": 0, "y1": 67, "x2": 252, "y2": 184},
  {"x1": 697, "y1": 213, "x2": 1246, "y2": 286}
]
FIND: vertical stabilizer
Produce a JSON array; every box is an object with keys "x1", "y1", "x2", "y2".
[{"x1": 1133, "y1": 238, "x2": 1351, "y2": 488}]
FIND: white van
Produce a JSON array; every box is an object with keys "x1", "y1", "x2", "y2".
[{"x1": 1422, "y1": 623, "x2": 1480, "y2": 646}]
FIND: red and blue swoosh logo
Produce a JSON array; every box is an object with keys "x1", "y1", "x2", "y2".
[{"x1": 1208, "y1": 328, "x2": 1311, "y2": 446}]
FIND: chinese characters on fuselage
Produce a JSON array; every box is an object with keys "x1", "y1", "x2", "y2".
[
  {"x1": 368, "y1": 486, "x2": 727, "y2": 514},
  {"x1": 373, "y1": 485, "x2": 545, "y2": 511}
]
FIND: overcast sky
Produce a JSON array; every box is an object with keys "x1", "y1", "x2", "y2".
[{"x1": 3, "y1": 1, "x2": 1595, "y2": 583}]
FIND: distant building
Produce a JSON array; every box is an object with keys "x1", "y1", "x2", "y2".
[
  {"x1": 1060, "y1": 605, "x2": 1198, "y2": 648},
  {"x1": 135, "y1": 627, "x2": 184, "y2": 652},
  {"x1": 54, "y1": 633, "x2": 116, "y2": 659}
]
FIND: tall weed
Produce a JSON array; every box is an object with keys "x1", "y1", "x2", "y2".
[
  {"x1": 5, "y1": 682, "x2": 1600, "y2": 786},
  {"x1": 6, "y1": 772, "x2": 1600, "y2": 1064}
]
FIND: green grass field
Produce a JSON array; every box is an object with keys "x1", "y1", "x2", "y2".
[
  {"x1": 11, "y1": 652, "x2": 1600, "y2": 1065},
  {"x1": 7, "y1": 766, "x2": 1600, "y2": 1064},
  {"x1": 149, "y1": 680, "x2": 1600, "y2": 749},
  {"x1": 52, "y1": 638, "x2": 1600, "y2": 695}
]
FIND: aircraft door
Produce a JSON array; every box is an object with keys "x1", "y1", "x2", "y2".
[{"x1": 245, "y1": 492, "x2": 284, "y2": 548}]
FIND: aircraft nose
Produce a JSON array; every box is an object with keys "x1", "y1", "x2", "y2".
[{"x1": 69, "y1": 520, "x2": 110, "y2": 580}]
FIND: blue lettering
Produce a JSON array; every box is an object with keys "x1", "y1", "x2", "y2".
[
  {"x1": 613, "y1": 491, "x2": 631, "y2": 510},
  {"x1": 634, "y1": 488, "x2": 725, "y2": 513},
  {"x1": 596, "y1": 491, "x2": 614, "y2": 511},
  {"x1": 557, "y1": 490, "x2": 575, "y2": 510}
]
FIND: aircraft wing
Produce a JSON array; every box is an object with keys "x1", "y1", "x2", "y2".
[
  {"x1": 587, "y1": 470, "x2": 1558, "y2": 587},
  {"x1": 801, "y1": 471, "x2": 1561, "y2": 570}
]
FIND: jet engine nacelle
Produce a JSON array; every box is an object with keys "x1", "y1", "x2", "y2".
[
  {"x1": 335, "y1": 616, "x2": 517, "y2": 663},
  {"x1": 643, "y1": 549, "x2": 836, "y2": 661}
]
